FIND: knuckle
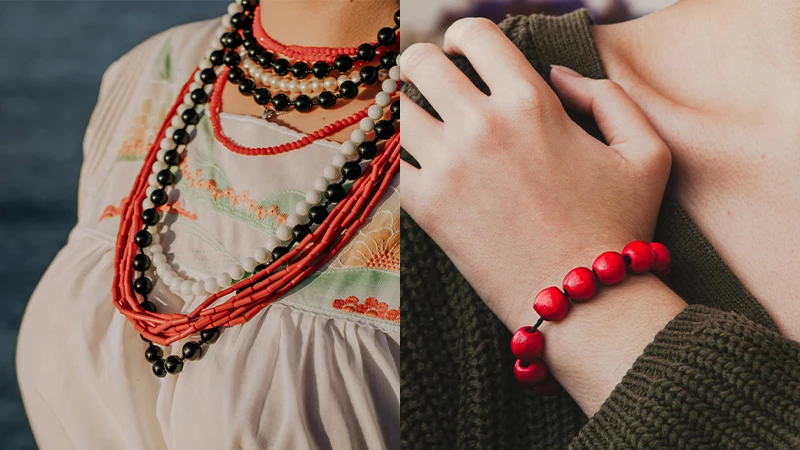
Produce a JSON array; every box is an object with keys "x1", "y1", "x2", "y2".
[
  {"x1": 400, "y1": 43, "x2": 440, "y2": 75},
  {"x1": 445, "y1": 17, "x2": 498, "y2": 46}
]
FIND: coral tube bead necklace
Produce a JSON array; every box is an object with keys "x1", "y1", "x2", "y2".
[{"x1": 511, "y1": 240, "x2": 671, "y2": 394}]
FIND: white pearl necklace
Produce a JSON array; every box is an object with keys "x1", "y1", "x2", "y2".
[{"x1": 141, "y1": 7, "x2": 400, "y2": 299}]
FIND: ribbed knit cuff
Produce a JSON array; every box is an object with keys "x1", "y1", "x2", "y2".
[{"x1": 571, "y1": 305, "x2": 800, "y2": 449}]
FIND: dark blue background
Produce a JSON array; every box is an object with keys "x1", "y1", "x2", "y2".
[{"x1": 0, "y1": 1, "x2": 225, "y2": 447}]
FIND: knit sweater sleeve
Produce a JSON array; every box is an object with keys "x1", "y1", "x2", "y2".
[{"x1": 571, "y1": 305, "x2": 800, "y2": 449}]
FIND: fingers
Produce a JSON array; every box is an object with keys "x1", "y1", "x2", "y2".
[
  {"x1": 442, "y1": 17, "x2": 549, "y2": 95},
  {"x1": 399, "y1": 159, "x2": 424, "y2": 218},
  {"x1": 399, "y1": 42, "x2": 485, "y2": 120},
  {"x1": 549, "y1": 65, "x2": 669, "y2": 166},
  {"x1": 399, "y1": 92, "x2": 443, "y2": 167}
]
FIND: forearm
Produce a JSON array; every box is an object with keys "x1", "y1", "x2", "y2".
[{"x1": 505, "y1": 270, "x2": 687, "y2": 417}]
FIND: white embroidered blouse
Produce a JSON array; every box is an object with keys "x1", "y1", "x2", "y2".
[{"x1": 17, "y1": 19, "x2": 399, "y2": 450}]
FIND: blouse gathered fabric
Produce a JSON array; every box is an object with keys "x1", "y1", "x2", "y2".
[{"x1": 16, "y1": 19, "x2": 400, "y2": 450}]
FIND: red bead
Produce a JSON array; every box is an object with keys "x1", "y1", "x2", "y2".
[
  {"x1": 592, "y1": 251, "x2": 627, "y2": 285},
  {"x1": 533, "y1": 287, "x2": 569, "y2": 321},
  {"x1": 621, "y1": 240, "x2": 656, "y2": 273},
  {"x1": 513, "y1": 358, "x2": 548, "y2": 385},
  {"x1": 533, "y1": 375, "x2": 562, "y2": 396},
  {"x1": 510, "y1": 326, "x2": 544, "y2": 360},
  {"x1": 650, "y1": 242, "x2": 671, "y2": 275},
  {"x1": 562, "y1": 267, "x2": 596, "y2": 302}
]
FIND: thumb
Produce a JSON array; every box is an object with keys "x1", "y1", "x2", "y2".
[{"x1": 549, "y1": 65, "x2": 667, "y2": 166}]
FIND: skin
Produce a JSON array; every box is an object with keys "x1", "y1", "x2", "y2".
[
  {"x1": 400, "y1": 0, "x2": 800, "y2": 417},
  {"x1": 221, "y1": 0, "x2": 398, "y2": 143}
]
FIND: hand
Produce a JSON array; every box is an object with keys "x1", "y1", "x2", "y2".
[{"x1": 400, "y1": 18, "x2": 673, "y2": 331}]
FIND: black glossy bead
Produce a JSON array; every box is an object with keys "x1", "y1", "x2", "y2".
[
  {"x1": 311, "y1": 61, "x2": 331, "y2": 79},
  {"x1": 271, "y1": 93, "x2": 291, "y2": 111},
  {"x1": 272, "y1": 58, "x2": 290, "y2": 76},
  {"x1": 228, "y1": 66, "x2": 245, "y2": 83},
  {"x1": 374, "y1": 120, "x2": 395, "y2": 139},
  {"x1": 156, "y1": 169, "x2": 175, "y2": 186},
  {"x1": 190, "y1": 88, "x2": 208, "y2": 105},
  {"x1": 134, "y1": 230, "x2": 152, "y2": 247},
  {"x1": 341, "y1": 161, "x2": 362, "y2": 180},
  {"x1": 340, "y1": 81, "x2": 358, "y2": 99},
  {"x1": 253, "y1": 88, "x2": 271, "y2": 105},
  {"x1": 181, "y1": 108, "x2": 199, "y2": 125},
  {"x1": 257, "y1": 51, "x2": 273, "y2": 68},
  {"x1": 325, "y1": 184, "x2": 346, "y2": 203},
  {"x1": 200, "y1": 327, "x2": 220, "y2": 344},
  {"x1": 199, "y1": 68, "x2": 217, "y2": 84},
  {"x1": 292, "y1": 224, "x2": 310, "y2": 241},
  {"x1": 163, "y1": 149, "x2": 182, "y2": 166},
  {"x1": 241, "y1": 28, "x2": 253, "y2": 38},
  {"x1": 141, "y1": 300, "x2": 157, "y2": 312},
  {"x1": 360, "y1": 66, "x2": 379, "y2": 85},
  {"x1": 291, "y1": 62, "x2": 309, "y2": 78},
  {"x1": 152, "y1": 359, "x2": 167, "y2": 378},
  {"x1": 394, "y1": 10, "x2": 400, "y2": 26},
  {"x1": 141, "y1": 208, "x2": 160, "y2": 226},
  {"x1": 150, "y1": 189, "x2": 169, "y2": 206},
  {"x1": 333, "y1": 54, "x2": 353, "y2": 73},
  {"x1": 253, "y1": 264, "x2": 268, "y2": 272},
  {"x1": 182, "y1": 341, "x2": 202, "y2": 361},
  {"x1": 145, "y1": 344, "x2": 163, "y2": 363},
  {"x1": 221, "y1": 32, "x2": 243, "y2": 49},
  {"x1": 377, "y1": 27, "x2": 397, "y2": 46},
  {"x1": 134, "y1": 276, "x2": 153, "y2": 295},
  {"x1": 247, "y1": 45, "x2": 262, "y2": 58},
  {"x1": 230, "y1": 12, "x2": 251, "y2": 29},
  {"x1": 357, "y1": 43, "x2": 376, "y2": 62},
  {"x1": 293, "y1": 95, "x2": 313, "y2": 113},
  {"x1": 132, "y1": 253, "x2": 151, "y2": 271},
  {"x1": 240, "y1": 0, "x2": 259, "y2": 10},
  {"x1": 318, "y1": 91, "x2": 336, "y2": 109},
  {"x1": 381, "y1": 51, "x2": 397, "y2": 69},
  {"x1": 308, "y1": 205, "x2": 328, "y2": 224},
  {"x1": 223, "y1": 51, "x2": 241, "y2": 68},
  {"x1": 271, "y1": 246, "x2": 289, "y2": 261},
  {"x1": 243, "y1": 37, "x2": 257, "y2": 50},
  {"x1": 164, "y1": 355, "x2": 183, "y2": 374},
  {"x1": 172, "y1": 128, "x2": 190, "y2": 145},
  {"x1": 209, "y1": 50, "x2": 225, "y2": 66},
  {"x1": 373, "y1": 120, "x2": 394, "y2": 139},
  {"x1": 238, "y1": 78, "x2": 255, "y2": 96},
  {"x1": 357, "y1": 141, "x2": 378, "y2": 159},
  {"x1": 390, "y1": 100, "x2": 400, "y2": 120}
]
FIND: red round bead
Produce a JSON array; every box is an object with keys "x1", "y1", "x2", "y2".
[
  {"x1": 533, "y1": 287, "x2": 569, "y2": 321},
  {"x1": 650, "y1": 242, "x2": 671, "y2": 275},
  {"x1": 621, "y1": 240, "x2": 656, "y2": 273},
  {"x1": 513, "y1": 358, "x2": 548, "y2": 385},
  {"x1": 562, "y1": 267, "x2": 596, "y2": 302},
  {"x1": 592, "y1": 251, "x2": 627, "y2": 285},
  {"x1": 510, "y1": 326, "x2": 544, "y2": 360},
  {"x1": 533, "y1": 375, "x2": 562, "y2": 396}
]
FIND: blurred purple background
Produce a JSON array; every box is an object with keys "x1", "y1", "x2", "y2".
[{"x1": 401, "y1": 0, "x2": 676, "y2": 48}]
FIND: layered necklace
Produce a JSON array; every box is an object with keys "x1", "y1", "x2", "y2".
[{"x1": 112, "y1": 0, "x2": 400, "y2": 377}]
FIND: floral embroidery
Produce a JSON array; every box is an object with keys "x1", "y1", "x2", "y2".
[
  {"x1": 115, "y1": 90, "x2": 173, "y2": 162},
  {"x1": 333, "y1": 205, "x2": 399, "y2": 272},
  {"x1": 98, "y1": 198, "x2": 196, "y2": 222},
  {"x1": 332, "y1": 296, "x2": 400, "y2": 322}
]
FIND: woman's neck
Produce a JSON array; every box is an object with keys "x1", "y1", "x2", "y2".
[{"x1": 258, "y1": 0, "x2": 397, "y2": 49}]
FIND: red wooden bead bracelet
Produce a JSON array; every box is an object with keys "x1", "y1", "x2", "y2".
[{"x1": 512, "y1": 240, "x2": 671, "y2": 395}]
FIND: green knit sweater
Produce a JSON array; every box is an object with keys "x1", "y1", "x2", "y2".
[{"x1": 400, "y1": 10, "x2": 800, "y2": 449}]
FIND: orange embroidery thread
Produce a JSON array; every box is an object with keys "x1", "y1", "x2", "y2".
[{"x1": 332, "y1": 296, "x2": 400, "y2": 322}]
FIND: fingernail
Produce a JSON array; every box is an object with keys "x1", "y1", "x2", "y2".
[{"x1": 550, "y1": 65, "x2": 583, "y2": 78}]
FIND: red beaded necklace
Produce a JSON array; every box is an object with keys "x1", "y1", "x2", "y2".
[
  {"x1": 252, "y1": 5, "x2": 376, "y2": 62},
  {"x1": 112, "y1": 71, "x2": 399, "y2": 347}
]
